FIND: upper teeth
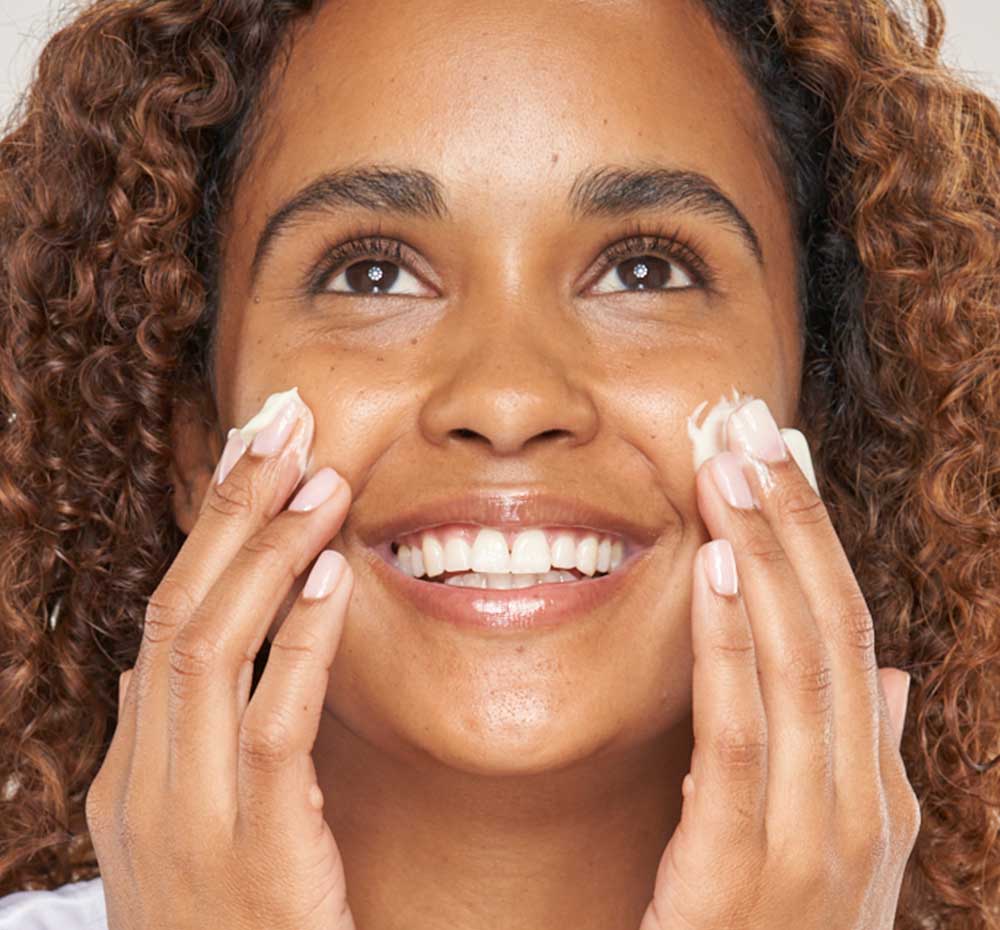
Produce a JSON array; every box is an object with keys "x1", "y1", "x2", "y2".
[{"x1": 393, "y1": 526, "x2": 626, "y2": 579}]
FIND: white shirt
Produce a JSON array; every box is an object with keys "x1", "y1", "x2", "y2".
[{"x1": 0, "y1": 876, "x2": 107, "y2": 929}]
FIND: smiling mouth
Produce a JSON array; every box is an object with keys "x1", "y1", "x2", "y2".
[{"x1": 376, "y1": 523, "x2": 633, "y2": 590}]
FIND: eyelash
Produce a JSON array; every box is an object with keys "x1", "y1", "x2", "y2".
[{"x1": 307, "y1": 218, "x2": 717, "y2": 296}]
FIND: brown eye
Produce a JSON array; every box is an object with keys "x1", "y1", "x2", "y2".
[
  {"x1": 591, "y1": 255, "x2": 695, "y2": 294},
  {"x1": 321, "y1": 258, "x2": 431, "y2": 296}
]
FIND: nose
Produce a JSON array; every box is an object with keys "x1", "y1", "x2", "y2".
[{"x1": 418, "y1": 295, "x2": 599, "y2": 457}]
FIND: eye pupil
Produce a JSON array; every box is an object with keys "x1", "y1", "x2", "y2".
[
  {"x1": 346, "y1": 259, "x2": 398, "y2": 293},
  {"x1": 618, "y1": 255, "x2": 671, "y2": 290}
]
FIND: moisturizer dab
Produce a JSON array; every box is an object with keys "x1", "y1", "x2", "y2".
[
  {"x1": 686, "y1": 385, "x2": 819, "y2": 495},
  {"x1": 229, "y1": 386, "x2": 314, "y2": 478}
]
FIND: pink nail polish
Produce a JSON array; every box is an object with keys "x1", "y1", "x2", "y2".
[
  {"x1": 703, "y1": 539, "x2": 738, "y2": 597},
  {"x1": 249, "y1": 394, "x2": 303, "y2": 457},
  {"x1": 288, "y1": 467, "x2": 342, "y2": 513},
  {"x1": 727, "y1": 398, "x2": 788, "y2": 463},
  {"x1": 709, "y1": 452, "x2": 755, "y2": 510},
  {"x1": 302, "y1": 550, "x2": 346, "y2": 600}
]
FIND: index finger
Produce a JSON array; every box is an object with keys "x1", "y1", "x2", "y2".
[{"x1": 131, "y1": 388, "x2": 314, "y2": 681}]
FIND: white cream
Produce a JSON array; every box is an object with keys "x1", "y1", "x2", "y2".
[
  {"x1": 228, "y1": 386, "x2": 314, "y2": 478},
  {"x1": 686, "y1": 385, "x2": 819, "y2": 495}
]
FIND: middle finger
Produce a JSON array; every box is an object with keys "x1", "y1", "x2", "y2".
[{"x1": 696, "y1": 445, "x2": 836, "y2": 854}]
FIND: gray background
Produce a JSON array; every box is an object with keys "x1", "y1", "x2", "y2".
[{"x1": 0, "y1": 0, "x2": 997, "y2": 121}]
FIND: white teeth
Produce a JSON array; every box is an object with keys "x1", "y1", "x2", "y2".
[
  {"x1": 422, "y1": 533, "x2": 445, "y2": 578},
  {"x1": 444, "y1": 572, "x2": 488, "y2": 588},
  {"x1": 509, "y1": 528, "x2": 551, "y2": 573},
  {"x1": 510, "y1": 573, "x2": 537, "y2": 588},
  {"x1": 576, "y1": 535, "x2": 598, "y2": 576},
  {"x1": 541, "y1": 570, "x2": 576, "y2": 583},
  {"x1": 596, "y1": 537, "x2": 611, "y2": 573},
  {"x1": 550, "y1": 533, "x2": 577, "y2": 569},
  {"x1": 395, "y1": 528, "x2": 630, "y2": 579},
  {"x1": 470, "y1": 528, "x2": 510, "y2": 573},
  {"x1": 410, "y1": 545, "x2": 425, "y2": 577},
  {"x1": 442, "y1": 570, "x2": 579, "y2": 588},
  {"x1": 443, "y1": 536, "x2": 472, "y2": 572}
]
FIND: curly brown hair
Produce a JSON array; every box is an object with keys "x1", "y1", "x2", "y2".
[{"x1": 0, "y1": 0, "x2": 997, "y2": 925}]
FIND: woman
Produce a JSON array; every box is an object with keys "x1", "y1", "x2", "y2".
[{"x1": 0, "y1": 0, "x2": 997, "y2": 927}]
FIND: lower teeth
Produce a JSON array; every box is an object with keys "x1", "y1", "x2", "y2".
[{"x1": 435, "y1": 570, "x2": 606, "y2": 588}]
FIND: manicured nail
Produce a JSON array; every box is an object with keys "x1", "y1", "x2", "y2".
[
  {"x1": 288, "y1": 467, "x2": 342, "y2": 513},
  {"x1": 703, "y1": 539, "x2": 738, "y2": 597},
  {"x1": 727, "y1": 398, "x2": 788, "y2": 463},
  {"x1": 709, "y1": 451, "x2": 755, "y2": 510},
  {"x1": 216, "y1": 429, "x2": 247, "y2": 486},
  {"x1": 249, "y1": 392, "x2": 304, "y2": 457},
  {"x1": 884, "y1": 670, "x2": 911, "y2": 746},
  {"x1": 302, "y1": 550, "x2": 346, "y2": 600}
]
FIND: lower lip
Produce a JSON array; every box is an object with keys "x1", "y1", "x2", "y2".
[{"x1": 366, "y1": 543, "x2": 650, "y2": 633}]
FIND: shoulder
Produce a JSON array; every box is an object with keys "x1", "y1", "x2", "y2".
[{"x1": 0, "y1": 876, "x2": 107, "y2": 929}]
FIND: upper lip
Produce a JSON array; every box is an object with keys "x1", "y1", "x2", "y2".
[{"x1": 357, "y1": 489, "x2": 662, "y2": 550}]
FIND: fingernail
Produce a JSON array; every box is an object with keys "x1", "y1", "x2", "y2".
[
  {"x1": 288, "y1": 467, "x2": 343, "y2": 513},
  {"x1": 887, "y1": 671, "x2": 912, "y2": 744},
  {"x1": 303, "y1": 550, "x2": 346, "y2": 600},
  {"x1": 709, "y1": 451, "x2": 755, "y2": 510},
  {"x1": 727, "y1": 398, "x2": 788, "y2": 463},
  {"x1": 703, "y1": 539, "x2": 738, "y2": 597},
  {"x1": 780, "y1": 428, "x2": 819, "y2": 496},
  {"x1": 248, "y1": 391, "x2": 306, "y2": 457},
  {"x1": 216, "y1": 429, "x2": 247, "y2": 486}
]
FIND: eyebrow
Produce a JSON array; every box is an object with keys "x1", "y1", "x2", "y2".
[{"x1": 248, "y1": 162, "x2": 764, "y2": 287}]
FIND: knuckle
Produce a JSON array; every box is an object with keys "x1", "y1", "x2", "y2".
[
  {"x1": 784, "y1": 647, "x2": 834, "y2": 710},
  {"x1": 740, "y1": 533, "x2": 787, "y2": 568},
  {"x1": 889, "y1": 785, "x2": 922, "y2": 846},
  {"x1": 711, "y1": 722, "x2": 768, "y2": 772},
  {"x1": 706, "y1": 626, "x2": 757, "y2": 667},
  {"x1": 774, "y1": 484, "x2": 829, "y2": 528},
  {"x1": 239, "y1": 716, "x2": 297, "y2": 772},
  {"x1": 207, "y1": 470, "x2": 258, "y2": 517},
  {"x1": 269, "y1": 626, "x2": 324, "y2": 665},
  {"x1": 142, "y1": 580, "x2": 198, "y2": 646},
  {"x1": 169, "y1": 626, "x2": 222, "y2": 681},
  {"x1": 830, "y1": 593, "x2": 877, "y2": 658},
  {"x1": 242, "y1": 530, "x2": 286, "y2": 561},
  {"x1": 241, "y1": 526, "x2": 300, "y2": 587}
]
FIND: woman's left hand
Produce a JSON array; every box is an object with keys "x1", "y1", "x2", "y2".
[{"x1": 639, "y1": 398, "x2": 921, "y2": 930}]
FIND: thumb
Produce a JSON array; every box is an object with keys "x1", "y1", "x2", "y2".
[{"x1": 878, "y1": 667, "x2": 911, "y2": 749}]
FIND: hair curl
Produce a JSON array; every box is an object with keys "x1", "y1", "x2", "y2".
[{"x1": 0, "y1": 0, "x2": 997, "y2": 925}]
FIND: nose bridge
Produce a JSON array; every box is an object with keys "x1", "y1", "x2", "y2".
[{"x1": 419, "y1": 285, "x2": 599, "y2": 455}]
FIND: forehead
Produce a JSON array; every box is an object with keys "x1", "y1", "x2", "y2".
[{"x1": 228, "y1": 0, "x2": 787, "y2": 270}]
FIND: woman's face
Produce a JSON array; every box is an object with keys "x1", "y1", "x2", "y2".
[{"x1": 183, "y1": 0, "x2": 803, "y2": 774}]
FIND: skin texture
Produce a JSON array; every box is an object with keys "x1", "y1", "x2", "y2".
[{"x1": 159, "y1": 0, "x2": 845, "y2": 926}]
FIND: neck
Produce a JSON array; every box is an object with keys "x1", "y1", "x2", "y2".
[{"x1": 314, "y1": 709, "x2": 690, "y2": 930}]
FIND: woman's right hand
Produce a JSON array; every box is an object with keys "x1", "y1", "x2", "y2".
[{"x1": 85, "y1": 391, "x2": 358, "y2": 930}]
